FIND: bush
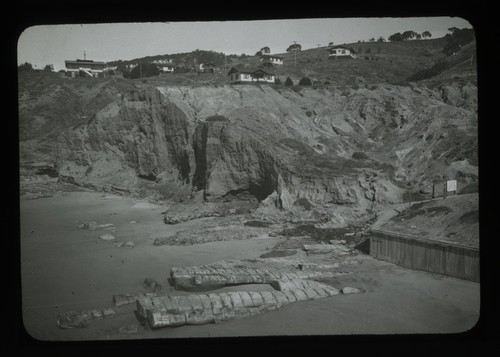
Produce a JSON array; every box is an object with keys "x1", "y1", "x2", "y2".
[
  {"x1": 275, "y1": 77, "x2": 282, "y2": 85},
  {"x1": 284, "y1": 77, "x2": 294, "y2": 86},
  {"x1": 244, "y1": 220, "x2": 271, "y2": 228},
  {"x1": 298, "y1": 77, "x2": 312, "y2": 86},
  {"x1": 206, "y1": 115, "x2": 230, "y2": 123},
  {"x1": 352, "y1": 152, "x2": 369, "y2": 160}
]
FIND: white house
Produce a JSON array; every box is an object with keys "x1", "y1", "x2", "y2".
[
  {"x1": 260, "y1": 54, "x2": 284, "y2": 65},
  {"x1": 227, "y1": 67, "x2": 275, "y2": 84},
  {"x1": 158, "y1": 64, "x2": 175, "y2": 73},
  {"x1": 327, "y1": 45, "x2": 357, "y2": 59},
  {"x1": 152, "y1": 59, "x2": 173, "y2": 65}
]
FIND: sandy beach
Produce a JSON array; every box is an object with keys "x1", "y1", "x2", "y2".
[{"x1": 20, "y1": 189, "x2": 480, "y2": 341}]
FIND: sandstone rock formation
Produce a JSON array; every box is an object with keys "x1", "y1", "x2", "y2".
[{"x1": 135, "y1": 279, "x2": 344, "y2": 329}]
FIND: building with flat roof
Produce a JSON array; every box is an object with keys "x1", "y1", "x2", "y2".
[{"x1": 65, "y1": 59, "x2": 107, "y2": 78}]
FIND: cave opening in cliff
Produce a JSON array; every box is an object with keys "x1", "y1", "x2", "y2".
[{"x1": 249, "y1": 174, "x2": 277, "y2": 202}]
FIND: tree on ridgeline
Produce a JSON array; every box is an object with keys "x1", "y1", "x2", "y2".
[
  {"x1": 401, "y1": 30, "x2": 418, "y2": 41},
  {"x1": 130, "y1": 62, "x2": 159, "y2": 79},
  {"x1": 422, "y1": 31, "x2": 432, "y2": 39},
  {"x1": 443, "y1": 27, "x2": 475, "y2": 56},
  {"x1": 286, "y1": 43, "x2": 302, "y2": 52},
  {"x1": 43, "y1": 64, "x2": 54, "y2": 72},
  {"x1": 18, "y1": 62, "x2": 34, "y2": 71},
  {"x1": 377, "y1": 36, "x2": 385, "y2": 42},
  {"x1": 388, "y1": 32, "x2": 403, "y2": 42}
]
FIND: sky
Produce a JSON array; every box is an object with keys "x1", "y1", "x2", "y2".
[{"x1": 17, "y1": 17, "x2": 472, "y2": 71}]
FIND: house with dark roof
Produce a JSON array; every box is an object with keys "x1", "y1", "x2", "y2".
[
  {"x1": 65, "y1": 59, "x2": 107, "y2": 78},
  {"x1": 227, "y1": 67, "x2": 275, "y2": 84},
  {"x1": 327, "y1": 45, "x2": 357, "y2": 59}
]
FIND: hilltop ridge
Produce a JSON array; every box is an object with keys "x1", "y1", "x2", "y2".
[{"x1": 99, "y1": 37, "x2": 475, "y2": 87}]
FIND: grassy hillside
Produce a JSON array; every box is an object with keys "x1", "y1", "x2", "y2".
[
  {"x1": 233, "y1": 38, "x2": 448, "y2": 85},
  {"x1": 381, "y1": 193, "x2": 479, "y2": 248},
  {"x1": 408, "y1": 40, "x2": 477, "y2": 82},
  {"x1": 130, "y1": 37, "x2": 466, "y2": 87}
]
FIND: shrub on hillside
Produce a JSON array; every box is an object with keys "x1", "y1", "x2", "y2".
[
  {"x1": 275, "y1": 77, "x2": 282, "y2": 85},
  {"x1": 352, "y1": 152, "x2": 369, "y2": 160},
  {"x1": 284, "y1": 77, "x2": 294, "y2": 86},
  {"x1": 298, "y1": 77, "x2": 312, "y2": 86},
  {"x1": 206, "y1": 115, "x2": 230, "y2": 123},
  {"x1": 244, "y1": 220, "x2": 271, "y2": 227}
]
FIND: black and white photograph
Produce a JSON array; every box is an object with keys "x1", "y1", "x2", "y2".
[{"x1": 17, "y1": 16, "x2": 481, "y2": 343}]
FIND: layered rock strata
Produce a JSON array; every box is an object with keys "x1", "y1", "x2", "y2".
[
  {"x1": 136, "y1": 279, "x2": 342, "y2": 329},
  {"x1": 170, "y1": 266, "x2": 349, "y2": 291},
  {"x1": 56, "y1": 308, "x2": 116, "y2": 329}
]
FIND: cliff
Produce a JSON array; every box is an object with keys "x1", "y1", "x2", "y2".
[{"x1": 18, "y1": 71, "x2": 478, "y2": 224}]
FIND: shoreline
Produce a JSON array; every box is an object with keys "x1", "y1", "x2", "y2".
[{"x1": 20, "y1": 188, "x2": 480, "y2": 340}]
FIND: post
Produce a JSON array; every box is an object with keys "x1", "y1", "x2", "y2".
[{"x1": 443, "y1": 181, "x2": 447, "y2": 199}]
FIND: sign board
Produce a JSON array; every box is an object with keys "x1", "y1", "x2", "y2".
[{"x1": 446, "y1": 180, "x2": 457, "y2": 192}]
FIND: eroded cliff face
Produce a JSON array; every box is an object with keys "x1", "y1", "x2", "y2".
[
  {"x1": 56, "y1": 87, "x2": 195, "y2": 191},
  {"x1": 20, "y1": 76, "x2": 478, "y2": 220}
]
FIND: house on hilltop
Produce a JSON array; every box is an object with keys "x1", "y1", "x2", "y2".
[
  {"x1": 158, "y1": 64, "x2": 175, "y2": 73},
  {"x1": 260, "y1": 54, "x2": 284, "y2": 66},
  {"x1": 327, "y1": 45, "x2": 357, "y2": 59},
  {"x1": 65, "y1": 59, "x2": 107, "y2": 78},
  {"x1": 152, "y1": 59, "x2": 173, "y2": 65},
  {"x1": 227, "y1": 67, "x2": 275, "y2": 84}
]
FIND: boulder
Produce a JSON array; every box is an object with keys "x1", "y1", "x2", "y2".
[
  {"x1": 341, "y1": 287, "x2": 362, "y2": 294},
  {"x1": 78, "y1": 221, "x2": 97, "y2": 230},
  {"x1": 99, "y1": 234, "x2": 115, "y2": 241},
  {"x1": 143, "y1": 278, "x2": 162, "y2": 293}
]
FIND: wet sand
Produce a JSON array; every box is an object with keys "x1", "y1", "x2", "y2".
[{"x1": 20, "y1": 190, "x2": 480, "y2": 341}]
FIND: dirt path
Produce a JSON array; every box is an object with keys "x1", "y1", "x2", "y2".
[{"x1": 20, "y1": 189, "x2": 480, "y2": 340}]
